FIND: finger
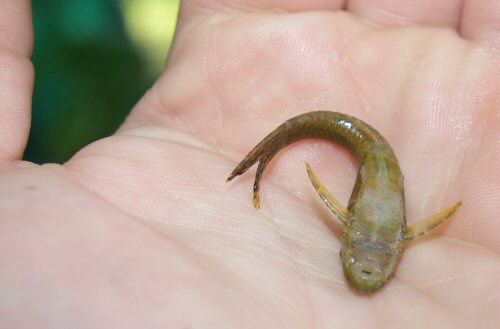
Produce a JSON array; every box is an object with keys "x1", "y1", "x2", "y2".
[
  {"x1": 0, "y1": 0, "x2": 34, "y2": 163},
  {"x1": 0, "y1": 0, "x2": 33, "y2": 56},
  {"x1": 460, "y1": 0, "x2": 500, "y2": 46},
  {"x1": 347, "y1": 0, "x2": 463, "y2": 28},
  {"x1": 179, "y1": 0, "x2": 345, "y2": 20},
  {"x1": 125, "y1": 0, "x2": 348, "y2": 132}
]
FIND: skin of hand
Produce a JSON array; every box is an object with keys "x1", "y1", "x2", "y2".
[{"x1": 1, "y1": 1, "x2": 499, "y2": 328}]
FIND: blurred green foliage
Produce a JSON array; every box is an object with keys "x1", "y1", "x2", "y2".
[{"x1": 25, "y1": 0, "x2": 178, "y2": 164}]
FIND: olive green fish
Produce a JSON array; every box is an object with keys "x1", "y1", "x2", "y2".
[{"x1": 227, "y1": 111, "x2": 461, "y2": 294}]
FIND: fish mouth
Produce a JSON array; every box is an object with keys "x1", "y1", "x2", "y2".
[
  {"x1": 344, "y1": 261, "x2": 389, "y2": 294},
  {"x1": 340, "y1": 238, "x2": 402, "y2": 294}
]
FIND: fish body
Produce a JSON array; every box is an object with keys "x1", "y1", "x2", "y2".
[{"x1": 228, "y1": 111, "x2": 461, "y2": 294}]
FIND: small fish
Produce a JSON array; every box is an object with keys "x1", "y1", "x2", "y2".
[{"x1": 227, "y1": 111, "x2": 461, "y2": 294}]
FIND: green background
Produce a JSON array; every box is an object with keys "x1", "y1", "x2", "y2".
[{"x1": 25, "y1": 0, "x2": 179, "y2": 164}]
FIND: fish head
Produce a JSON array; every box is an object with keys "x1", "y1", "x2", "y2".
[{"x1": 340, "y1": 229, "x2": 404, "y2": 294}]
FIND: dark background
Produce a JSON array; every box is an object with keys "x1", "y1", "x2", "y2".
[{"x1": 25, "y1": 0, "x2": 179, "y2": 164}]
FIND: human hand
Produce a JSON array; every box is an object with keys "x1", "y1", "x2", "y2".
[{"x1": 1, "y1": 1, "x2": 499, "y2": 328}]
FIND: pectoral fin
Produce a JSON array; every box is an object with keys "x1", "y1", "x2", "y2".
[
  {"x1": 404, "y1": 201, "x2": 462, "y2": 241},
  {"x1": 306, "y1": 163, "x2": 349, "y2": 224}
]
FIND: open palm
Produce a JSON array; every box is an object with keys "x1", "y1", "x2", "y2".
[{"x1": 1, "y1": 1, "x2": 499, "y2": 328}]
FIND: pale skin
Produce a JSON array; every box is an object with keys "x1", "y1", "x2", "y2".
[{"x1": 1, "y1": 0, "x2": 499, "y2": 328}]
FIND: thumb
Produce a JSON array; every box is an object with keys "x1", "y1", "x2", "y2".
[{"x1": 0, "y1": 0, "x2": 34, "y2": 163}]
